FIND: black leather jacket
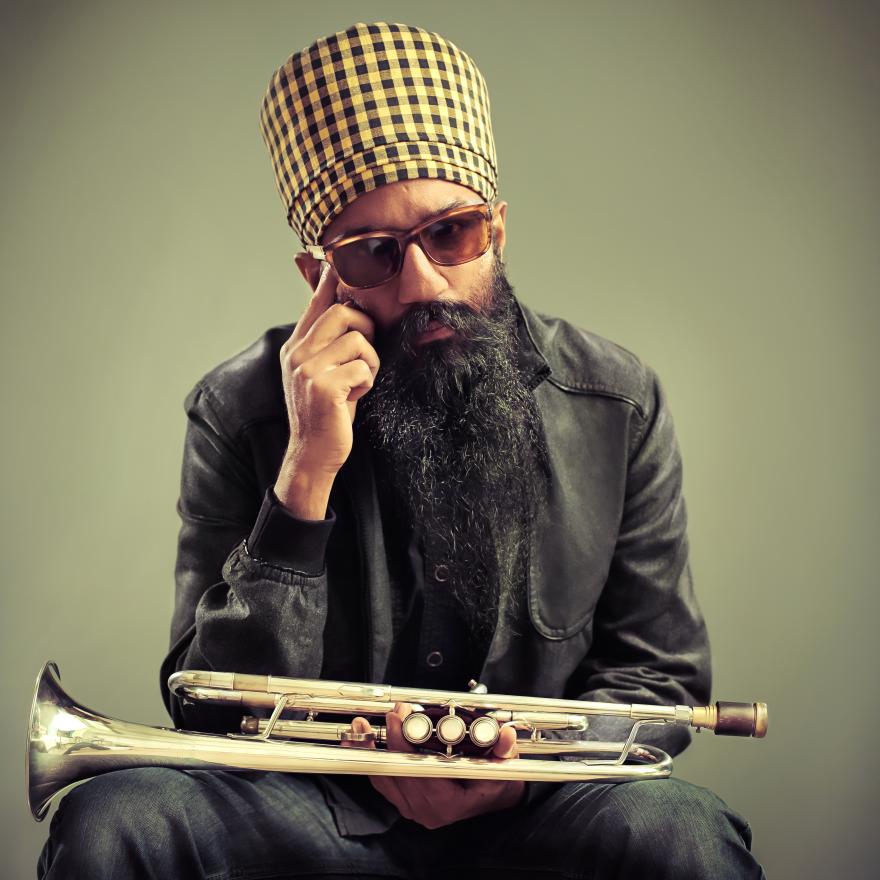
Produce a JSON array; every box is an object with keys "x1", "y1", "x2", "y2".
[{"x1": 161, "y1": 299, "x2": 710, "y2": 766}]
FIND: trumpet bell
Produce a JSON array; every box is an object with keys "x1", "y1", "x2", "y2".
[
  {"x1": 28, "y1": 661, "x2": 202, "y2": 821},
  {"x1": 28, "y1": 661, "x2": 83, "y2": 821}
]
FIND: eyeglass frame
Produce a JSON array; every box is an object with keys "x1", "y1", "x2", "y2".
[{"x1": 304, "y1": 202, "x2": 496, "y2": 290}]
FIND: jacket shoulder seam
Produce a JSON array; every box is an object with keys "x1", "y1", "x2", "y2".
[
  {"x1": 192, "y1": 380, "x2": 231, "y2": 434},
  {"x1": 544, "y1": 375, "x2": 646, "y2": 419},
  {"x1": 189, "y1": 380, "x2": 255, "y2": 480},
  {"x1": 518, "y1": 304, "x2": 651, "y2": 420}
]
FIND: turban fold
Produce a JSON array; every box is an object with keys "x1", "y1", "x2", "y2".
[{"x1": 259, "y1": 22, "x2": 498, "y2": 246}]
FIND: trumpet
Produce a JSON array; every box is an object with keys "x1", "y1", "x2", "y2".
[{"x1": 27, "y1": 661, "x2": 768, "y2": 822}]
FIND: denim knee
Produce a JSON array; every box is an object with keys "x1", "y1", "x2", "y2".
[
  {"x1": 38, "y1": 767, "x2": 205, "y2": 879},
  {"x1": 584, "y1": 778, "x2": 762, "y2": 880}
]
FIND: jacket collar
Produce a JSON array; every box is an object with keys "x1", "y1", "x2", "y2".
[{"x1": 513, "y1": 297, "x2": 552, "y2": 391}]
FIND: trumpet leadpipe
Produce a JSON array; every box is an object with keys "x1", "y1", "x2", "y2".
[
  {"x1": 169, "y1": 671, "x2": 666, "y2": 720},
  {"x1": 169, "y1": 671, "x2": 767, "y2": 738}
]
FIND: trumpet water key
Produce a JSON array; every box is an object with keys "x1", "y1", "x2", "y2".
[{"x1": 27, "y1": 662, "x2": 768, "y2": 821}]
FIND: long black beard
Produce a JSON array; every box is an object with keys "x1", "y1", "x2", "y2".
[{"x1": 357, "y1": 262, "x2": 549, "y2": 644}]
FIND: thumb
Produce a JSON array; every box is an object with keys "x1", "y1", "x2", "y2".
[{"x1": 491, "y1": 724, "x2": 520, "y2": 760}]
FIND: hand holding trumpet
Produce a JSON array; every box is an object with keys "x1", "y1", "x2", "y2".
[{"x1": 345, "y1": 702, "x2": 526, "y2": 829}]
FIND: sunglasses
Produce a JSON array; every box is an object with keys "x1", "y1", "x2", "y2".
[{"x1": 305, "y1": 203, "x2": 495, "y2": 290}]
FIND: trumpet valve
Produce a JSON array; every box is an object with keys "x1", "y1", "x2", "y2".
[
  {"x1": 435, "y1": 713, "x2": 467, "y2": 747},
  {"x1": 401, "y1": 712, "x2": 433, "y2": 745},
  {"x1": 468, "y1": 715, "x2": 501, "y2": 749}
]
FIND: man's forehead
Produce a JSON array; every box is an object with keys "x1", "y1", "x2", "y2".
[{"x1": 322, "y1": 179, "x2": 484, "y2": 243}]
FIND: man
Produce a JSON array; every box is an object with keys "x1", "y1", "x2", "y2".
[{"x1": 39, "y1": 21, "x2": 764, "y2": 879}]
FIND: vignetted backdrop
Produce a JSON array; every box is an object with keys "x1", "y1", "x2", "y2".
[{"x1": 2, "y1": 2, "x2": 877, "y2": 877}]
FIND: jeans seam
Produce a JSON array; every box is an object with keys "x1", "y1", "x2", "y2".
[
  {"x1": 208, "y1": 861, "x2": 408, "y2": 880},
  {"x1": 435, "y1": 866, "x2": 574, "y2": 878}
]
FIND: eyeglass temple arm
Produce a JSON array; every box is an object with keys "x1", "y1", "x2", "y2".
[{"x1": 305, "y1": 245, "x2": 327, "y2": 260}]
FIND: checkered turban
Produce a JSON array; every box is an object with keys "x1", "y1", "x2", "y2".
[{"x1": 259, "y1": 22, "x2": 498, "y2": 246}]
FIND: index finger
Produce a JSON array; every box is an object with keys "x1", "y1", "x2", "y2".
[
  {"x1": 384, "y1": 703, "x2": 418, "y2": 754},
  {"x1": 292, "y1": 261, "x2": 338, "y2": 342}
]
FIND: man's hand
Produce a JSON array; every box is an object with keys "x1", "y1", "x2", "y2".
[
  {"x1": 274, "y1": 265, "x2": 380, "y2": 519},
  {"x1": 346, "y1": 702, "x2": 526, "y2": 830}
]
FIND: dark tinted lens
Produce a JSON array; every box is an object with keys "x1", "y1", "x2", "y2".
[
  {"x1": 333, "y1": 236, "x2": 401, "y2": 288},
  {"x1": 421, "y1": 209, "x2": 490, "y2": 265}
]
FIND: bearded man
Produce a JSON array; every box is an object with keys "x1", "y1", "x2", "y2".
[{"x1": 38, "y1": 21, "x2": 764, "y2": 880}]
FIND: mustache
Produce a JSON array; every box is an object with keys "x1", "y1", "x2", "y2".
[{"x1": 377, "y1": 300, "x2": 497, "y2": 358}]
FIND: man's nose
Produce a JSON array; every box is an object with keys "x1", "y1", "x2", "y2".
[{"x1": 395, "y1": 239, "x2": 448, "y2": 305}]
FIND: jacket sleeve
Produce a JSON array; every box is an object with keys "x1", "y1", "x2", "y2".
[
  {"x1": 159, "y1": 381, "x2": 334, "y2": 731},
  {"x1": 570, "y1": 366, "x2": 711, "y2": 757}
]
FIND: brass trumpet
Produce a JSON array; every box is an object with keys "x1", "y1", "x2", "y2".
[{"x1": 27, "y1": 661, "x2": 768, "y2": 821}]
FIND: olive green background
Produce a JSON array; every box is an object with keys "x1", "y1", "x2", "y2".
[{"x1": 2, "y1": 2, "x2": 877, "y2": 877}]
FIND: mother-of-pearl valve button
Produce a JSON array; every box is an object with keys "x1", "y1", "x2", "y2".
[
  {"x1": 435, "y1": 713, "x2": 467, "y2": 746},
  {"x1": 468, "y1": 715, "x2": 501, "y2": 748},
  {"x1": 401, "y1": 712, "x2": 433, "y2": 745}
]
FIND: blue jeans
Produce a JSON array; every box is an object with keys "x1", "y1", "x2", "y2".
[{"x1": 38, "y1": 768, "x2": 764, "y2": 879}]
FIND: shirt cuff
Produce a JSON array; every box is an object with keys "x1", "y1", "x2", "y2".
[{"x1": 245, "y1": 487, "x2": 335, "y2": 575}]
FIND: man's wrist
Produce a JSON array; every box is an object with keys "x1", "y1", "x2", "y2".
[{"x1": 273, "y1": 466, "x2": 335, "y2": 520}]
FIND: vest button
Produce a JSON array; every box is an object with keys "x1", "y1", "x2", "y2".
[{"x1": 426, "y1": 651, "x2": 444, "y2": 667}]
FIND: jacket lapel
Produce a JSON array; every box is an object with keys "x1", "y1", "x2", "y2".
[{"x1": 340, "y1": 433, "x2": 394, "y2": 682}]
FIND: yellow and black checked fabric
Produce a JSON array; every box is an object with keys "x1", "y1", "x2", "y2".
[{"x1": 259, "y1": 22, "x2": 498, "y2": 246}]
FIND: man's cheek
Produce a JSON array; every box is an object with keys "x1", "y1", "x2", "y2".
[{"x1": 334, "y1": 285, "x2": 366, "y2": 309}]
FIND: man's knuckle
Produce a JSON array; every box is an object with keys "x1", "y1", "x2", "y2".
[
  {"x1": 283, "y1": 343, "x2": 304, "y2": 369},
  {"x1": 292, "y1": 363, "x2": 310, "y2": 383}
]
